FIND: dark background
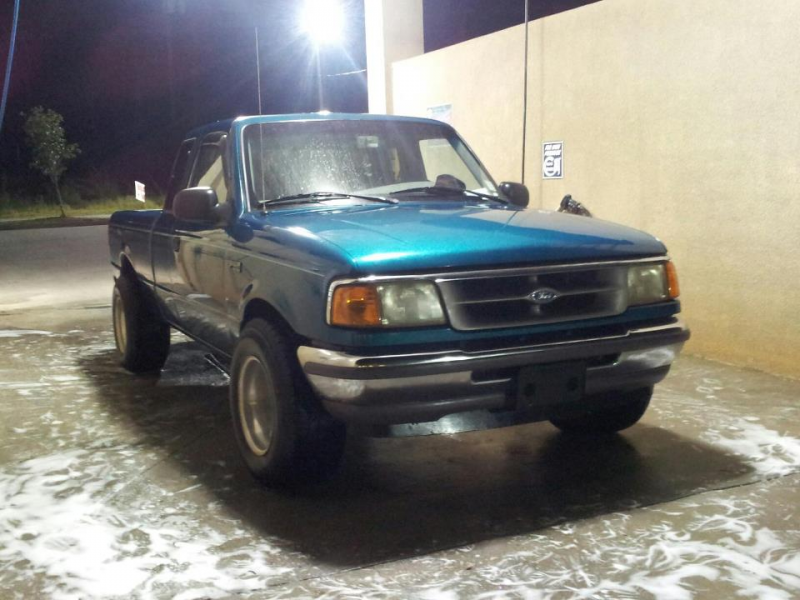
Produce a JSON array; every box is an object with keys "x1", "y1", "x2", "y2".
[{"x1": 0, "y1": 0, "x2": 596, "y2": 197}]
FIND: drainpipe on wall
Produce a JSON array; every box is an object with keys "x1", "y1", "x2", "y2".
[{"x1": 521, "y1": 0, "x2": 530, "y2": 185}]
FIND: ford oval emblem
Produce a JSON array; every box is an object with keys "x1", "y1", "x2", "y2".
[{"x1": 529, "y1": 287, "x2": 561, "y2": 305}]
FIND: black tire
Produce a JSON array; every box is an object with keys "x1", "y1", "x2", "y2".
[
  {"x1": 112, "y1": 274, "x2": 171, "y2": 373},
  {"x1": 229, "y1": 318, "x2": 346, "y2": 487},
  {"x1": 549, "y1": 387, "x2": 653, "y2": 434}
]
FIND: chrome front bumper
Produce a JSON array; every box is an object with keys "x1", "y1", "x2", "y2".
[{"x1": 298, "y1": 320, "x2": 690, "y2": 426}]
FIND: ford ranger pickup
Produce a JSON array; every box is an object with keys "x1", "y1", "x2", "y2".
[{"x1": 108, "y1": 113, "x2": 690, "y2": 486}]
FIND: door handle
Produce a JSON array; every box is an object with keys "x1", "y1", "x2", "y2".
[{"x1": 228, "y1": 261, "x2": 243, "y2": 273}]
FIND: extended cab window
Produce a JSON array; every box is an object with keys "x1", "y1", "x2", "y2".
[
  {"x1": 165, "y1": 138, "x2": 195, "y2": 210},
  {"x1": 189, "y1": 132, "x2": 228, "y2": 203}
]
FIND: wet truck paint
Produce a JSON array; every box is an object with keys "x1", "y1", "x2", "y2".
[{"x1": 108, "y1": 113, "x2": 689, "y2": 485}]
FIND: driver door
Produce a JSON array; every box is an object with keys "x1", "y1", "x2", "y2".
[{"x1": 154, "y1": 132, "x2": 234, "y2": 352}]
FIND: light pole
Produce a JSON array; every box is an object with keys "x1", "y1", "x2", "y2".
[
  {"x1": 315, "y1": 48, "x2": 324, "y2": 110},
  {"x1": 255, "y1": 26, "x2": 263, "y2": 115},
  {"x1": 300, "y1": 0, "x2": 343, "y2": 111},
  {"x1": 0, "y1": 0, "x2": 21, "y2": 137}
]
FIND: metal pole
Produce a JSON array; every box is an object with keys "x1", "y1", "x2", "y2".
[
  {"x1": 255, "y1": 26, "x2": 263, "y2": 115},
  {"x1": 166, "y1": 15, "x2": 176, "y2": 121},
  {"x1": 521, "y1": 0, "x2": 529, "y2": 184},
  {"x1": 0, "y1": 0, "x2": 21, "y2": 138},
  {"x1": 316, "y1": 49, "x2": 325, "y2": 110}
]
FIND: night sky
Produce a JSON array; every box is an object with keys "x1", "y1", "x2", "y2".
[{"x1": 0, "y1": 0, "x2": 594, "y2": 195}]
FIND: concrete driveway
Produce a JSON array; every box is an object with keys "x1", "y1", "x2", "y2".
[
  {"x1": 1, "y1": 227, "x2": 799, "y2": 599},
  {"x1": 0, "y1": 225, "x2": 111, "y2": 312}
]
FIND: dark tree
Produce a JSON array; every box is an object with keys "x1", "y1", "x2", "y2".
[{"x1": 22, "y1": 106, "x2": 80, "y2": 217}]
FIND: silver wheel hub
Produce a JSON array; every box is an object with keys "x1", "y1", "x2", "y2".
[
  {"x1": 113, "y1": 289, "x2": 127, "y2": 353},
  {"x1": 238, "y1": 355, "x2": 277, "y2": 456}
]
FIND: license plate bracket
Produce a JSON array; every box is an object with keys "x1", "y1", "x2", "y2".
[{"x1": 517, "y1": 362, "x2": 586, "y2": 411}]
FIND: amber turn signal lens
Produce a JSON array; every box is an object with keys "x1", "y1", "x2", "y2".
[
  {"x1": 330, "y1": 284, "x2": 382, "y2": 327},
  {"x1": 666, "y1": 261, "x2": 680, "y2": 299}
]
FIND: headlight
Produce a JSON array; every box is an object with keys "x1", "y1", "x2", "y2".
[
  {"x1": 329, "y1": 280, "x2": 446, "y2": 327},
  {"x1": 627, "y1": 261, "x2": 680, "y2": 305}
]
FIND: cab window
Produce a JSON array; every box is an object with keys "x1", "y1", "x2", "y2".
[
  {"x1": 189, "y1": 132, "x2": 229, "y2": 204},
  {"x1": 165, "y1": 138, "x2": 196, "y2": 210}
]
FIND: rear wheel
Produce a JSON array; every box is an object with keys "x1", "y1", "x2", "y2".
[
  {"x1": 112, "y1": 274, "x2": 170, "y2": 373},
  {"x1": 230, "y1": 318, "x2": 346, "y2": 487},
  {"x1": 549, "y1": 387, "x2": 652, "y2": 434}
]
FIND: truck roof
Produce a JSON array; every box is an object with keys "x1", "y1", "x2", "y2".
[{"x1": 186, "y1": 112, "x2": 448, "y2": 138}]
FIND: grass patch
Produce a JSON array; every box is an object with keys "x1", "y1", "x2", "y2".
[
  {"x1": 0, "y1": 195, "x2": 164, "y2": 221},
  {"x1": 0, "y1": 216, "x2": 111, "y2": 231}
]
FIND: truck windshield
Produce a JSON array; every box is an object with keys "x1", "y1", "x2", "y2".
[{"x1": 242, "y1": 120, "x2": 498, "y2": 207}]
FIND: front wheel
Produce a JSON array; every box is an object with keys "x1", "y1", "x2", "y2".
[
  {"x1": 230, "y1": 318, "x2": 346, "y2": 487},
  {"x1": 549, "y1": 387, "x2": 653, "y2": 434}
]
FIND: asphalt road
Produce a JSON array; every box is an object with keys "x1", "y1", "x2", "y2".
[
  {"x1": 0, "y1": 225, "x2": 111, "y2": 312},
  {"x1": 1, "y1": 226, "x2": 799, "y2": 599}
]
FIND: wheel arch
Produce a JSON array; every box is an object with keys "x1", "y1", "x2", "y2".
[
  {"x1": 118, "y1": 253, "x2": 136, "y2": 279},
  {"x1": 241, "y1": 298, "x2": 299, "y2": 341}
]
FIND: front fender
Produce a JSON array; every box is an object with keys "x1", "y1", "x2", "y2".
[{"x1": 235, "y1": 256, "x2": 331, "y2": 340}]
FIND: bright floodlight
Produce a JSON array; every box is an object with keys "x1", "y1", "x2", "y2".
[{"x1": 301, "y1": 0, "x2": 343, "y2": 46}]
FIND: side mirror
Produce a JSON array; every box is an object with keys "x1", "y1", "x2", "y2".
[
  {"x1": 173, "y1": 187, "x2": 219, "y2": 223},
  {"x1": 499, "y1": 182, "x2": 530, "y2": 208}
]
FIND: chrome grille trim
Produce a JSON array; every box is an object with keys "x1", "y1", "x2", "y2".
[
  {"x1": 329, "y1": 257, "x2": 665, "y2": 287},
  {"x1": 453, "y1": 283, "x2": 619, "y2": 305}
]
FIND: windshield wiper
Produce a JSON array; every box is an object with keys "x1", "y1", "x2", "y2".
[
  {"x1": 259, "y1": 191, "x2": 397, "y2": 207},
  {"x1": 390, "y1": 186, "x2": 508, "y2": 204}
]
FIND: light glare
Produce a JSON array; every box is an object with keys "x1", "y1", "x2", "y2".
[{"x1": 302, "y1": 0, "x2": 343, "y2": 46}]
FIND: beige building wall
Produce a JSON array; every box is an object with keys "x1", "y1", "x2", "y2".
[
  {"x1": 365, "y1": 0, "x2": 424, "y2": 114},
  {"x1": 392, "y1": 0, "x2": 800, "y2": 378},
  {"x1": 392, "y1": 25, "x2": 526, "y2": 183}
]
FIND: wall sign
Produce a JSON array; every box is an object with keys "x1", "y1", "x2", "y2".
[
  {"x1": 426, "y1": 104, "x2": 453, "y2": 125},
  {"x1": 542, "y1": 141, "x2": 564, "y2": 179}
]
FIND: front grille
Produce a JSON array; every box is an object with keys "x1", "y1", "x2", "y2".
[{"x1": 437, "y1": 264, "x2": 628, "y2": 331}]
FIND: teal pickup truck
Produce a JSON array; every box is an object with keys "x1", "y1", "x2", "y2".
[{"x1": 109, "y1": 113, "x2": 689, "y2": 487}]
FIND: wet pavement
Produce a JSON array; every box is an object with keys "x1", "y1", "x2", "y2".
[
  {"x1": 1, "y1": 226, "x2": 799, "y2": 599},
  {"x1": 1, "y1": 305, "x2": 799, "y2": 599}
]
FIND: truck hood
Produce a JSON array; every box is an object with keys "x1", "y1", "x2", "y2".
[{"x1": 261, "y1": 202, "x2": 667, "y2": 273}]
